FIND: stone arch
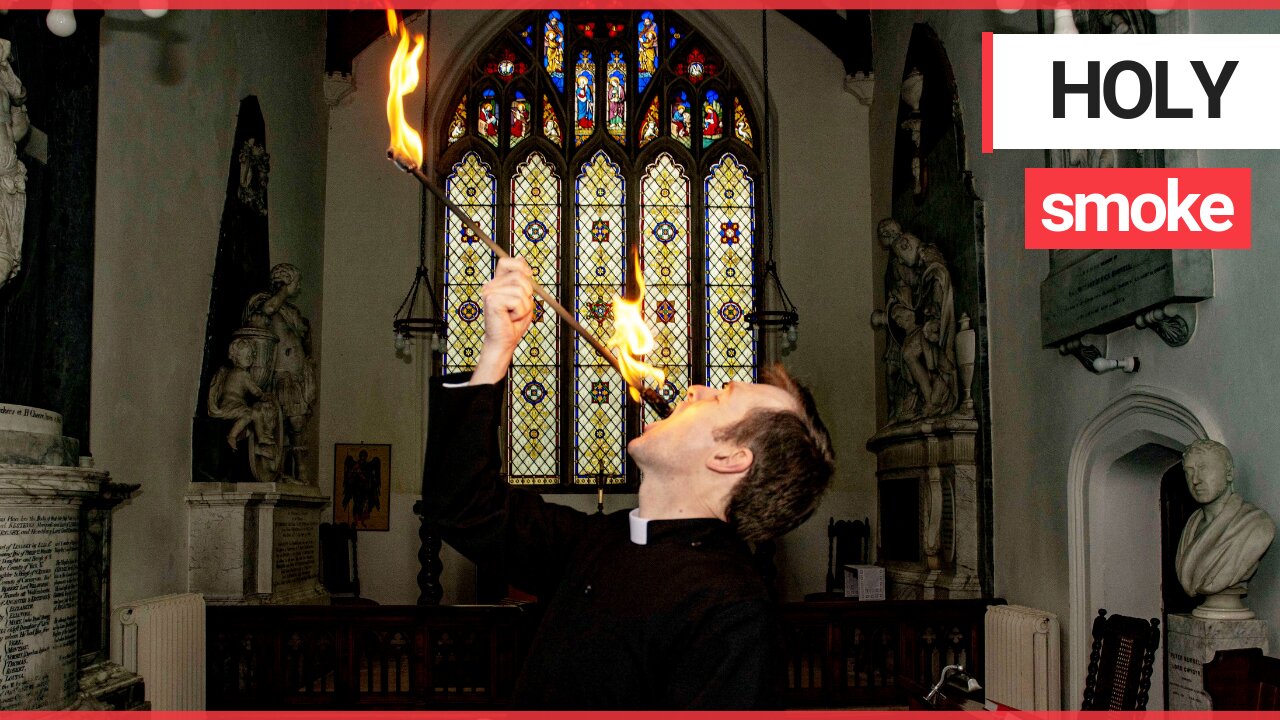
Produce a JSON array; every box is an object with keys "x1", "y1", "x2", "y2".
[{"x1": 1066, "y1": 384, "x2": 1221, "y2": 707}]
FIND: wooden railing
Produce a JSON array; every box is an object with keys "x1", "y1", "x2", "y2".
[
  {"x1": 208, "y1": 598, "x2": 1000, "y2": 709},
  {"x1": 781, "y1": 598, "x2": 1005, "y2": 708},
  {"x1": 207, "y1": 604, "x2": 537, "y2": 709}
]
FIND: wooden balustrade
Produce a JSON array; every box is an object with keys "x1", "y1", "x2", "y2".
[
  {"x1": 208, "y1": 598, "x2": 1000, "y2": 709},
  {"x1": 781, "y1": 598, "x2": 1004, "y2": 708},
  {"x1": 207, "y1": 603, "x2": 537, "y2": 709}
]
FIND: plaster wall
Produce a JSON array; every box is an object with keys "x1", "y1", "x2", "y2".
[
  {"x1": 871, "y1": 8, "x2": 1280, "y2": 706},
  {"x1": 92, "y1": 10, "x2": 329, "y2": 606}
]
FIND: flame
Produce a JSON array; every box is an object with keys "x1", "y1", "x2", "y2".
[
  {"x1": 607, "y1": 247, "x2": 665, "y2": 403},
  {"x1": 386, "y1": 9, "x2": 425, "y2": 170}
]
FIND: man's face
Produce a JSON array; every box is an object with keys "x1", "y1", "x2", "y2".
[
  {"x1": 628, "y1": 381, "x2": 800, "y2": 473},
  {"x1": 1184, "y1": 448, "x2": 1230, "y2": 504}
]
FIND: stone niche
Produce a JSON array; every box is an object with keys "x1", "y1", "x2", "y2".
[
  {"x1": 868, "y1": 418, "x2": 981, "y2": 599},
  {"x1": 186, "y1": 482, "x2": 328, "y2": 605},
  {"x1": 868, "y1": 22, "x2": 992, "y2": 600}
]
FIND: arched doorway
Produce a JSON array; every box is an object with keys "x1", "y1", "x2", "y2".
[{"x1": 1067, "y1": 385, "x2": 1221, "y2": 709}]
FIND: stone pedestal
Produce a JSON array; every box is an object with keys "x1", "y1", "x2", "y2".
[
  {"x1": 868, "y1": 417, "x2": 981, "y2": 600},
  {"x1": 0, "y1": 465, "x2": 110, "y2": 709},
  {"x1": 186, "y1": 482, "x2": 329, "y2": 605},
  {"x1": 1166, "y1": 612, "x2": 1269, "y2": 710},
  {"x1": 0, "y1": 403, "x2": 79, "y2": 467}
]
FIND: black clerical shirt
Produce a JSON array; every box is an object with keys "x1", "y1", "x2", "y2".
[{"x1": 421, "y1": 377, "x2": 780, "y2": 709}]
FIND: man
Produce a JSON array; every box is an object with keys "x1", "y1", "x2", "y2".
[
  {"x1": 1176, "y1": 439, "x2": 1275, "y2": 607},
  {"x1": 421, "y1": 258, "x2": 834, "y2": 708}
]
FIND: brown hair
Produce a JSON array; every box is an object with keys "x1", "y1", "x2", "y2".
[{"x1": 719, "y1": 364, "x2": 835, "y2": 542}]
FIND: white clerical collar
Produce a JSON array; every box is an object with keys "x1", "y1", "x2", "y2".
[{"x1": 629, "y1": 508, "x2": 650, "y2": 545}]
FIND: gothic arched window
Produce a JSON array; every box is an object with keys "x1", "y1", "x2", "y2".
[{"x1": 439, "y1": 11, "x2": 761, "y2": 489}]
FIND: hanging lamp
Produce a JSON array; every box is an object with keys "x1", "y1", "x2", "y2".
[
  {"x1": 744, "y1": 10, "x2": 800, "y2": 347},
  {"x1": 392, "y1": 10, "x2": 447, "y2": 349}
]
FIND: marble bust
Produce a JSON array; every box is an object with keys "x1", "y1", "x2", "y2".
[{"x1": 1175, "y1": 439, "x2": 1275, "y2": 619}]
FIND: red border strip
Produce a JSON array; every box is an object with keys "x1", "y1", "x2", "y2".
[
  {"x1": 8, "y1": 0, "x2": 1280, "y2": 9},
  {"x1": 982, "y1": 31, "x2": 993, "y2": 155}
]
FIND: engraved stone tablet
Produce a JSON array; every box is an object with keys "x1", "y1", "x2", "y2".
[
  {"x1": 1166, "y1": 612, "x2": 1268, "y2": 710},
  {"x1": 273, "y1": 507, "x2": 317, "y2": 587},
  {"x1": 0, "y1": 405, "x2": 61, "y2": 436},
  {"x1": 1040, "y1": 250, "x2": 1213, "y2": 347}
]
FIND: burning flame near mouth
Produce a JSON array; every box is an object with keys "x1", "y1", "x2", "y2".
[
  {"x1": 607, "y1": 246, "x2": 665, "y2": 403},
  {"x1": 386, "y1": 9, "x2": 425, "y2": 170}
]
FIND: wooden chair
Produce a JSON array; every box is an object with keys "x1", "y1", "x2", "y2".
[
  {"x1": 806, "y1": 517, "x2": 872, "y2": 600},
  {"x1": 1204, "y1": 647, "x2": 1280, "y2": 710},
  {"x1": 320, "y1": 522, "x2": 376, "y2": 604},
  {"x1": 1081, "y1": 609, "x2": 1160, "y2": 710}
]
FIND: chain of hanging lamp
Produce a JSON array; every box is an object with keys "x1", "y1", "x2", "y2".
[
  {"x1": 744, "y1": 10, "x2": 800, "y2": 338},
  {"x1": 393, "y1": 9, "x2": 447, "y2": 346}
]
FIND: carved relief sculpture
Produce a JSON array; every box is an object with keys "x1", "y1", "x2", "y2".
[
  {"x1": 0, "y1": 39, "x2": 28, "y2": 291},
  {"x1": 871, "y1": 218, "x2": 959, "y2": 423},
  {"x1": 1175, "y1": 439, "x2": 1276, "y2": 620},
  {"x1": 899, "y1": 68, "x2": 925, "y2": 196},
  {"x1": 237, "y1": 137, "x2": 270, "y2": 217}
]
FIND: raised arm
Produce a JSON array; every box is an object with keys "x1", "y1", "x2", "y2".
[{"x1": 420, "y1": 257, "x2": 590, "y2": 598}]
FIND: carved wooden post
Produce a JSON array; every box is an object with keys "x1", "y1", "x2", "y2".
[{"x1": 413, "y1": 499, "x2": 443, "y2": 605}]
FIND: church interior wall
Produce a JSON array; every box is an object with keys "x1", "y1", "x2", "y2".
[
  {"x1": 871, "y1": 8, "x2": 1280, "y2": 705},
  {"x1": 91, "y1": 10, "x2": 330, "y2": 607},
  {"x1": 77, "y1": 8, "x2": 1280, "y2": 703},
  {"x1": 320, "y1": 9, "x2": 876, "y2": 604}
]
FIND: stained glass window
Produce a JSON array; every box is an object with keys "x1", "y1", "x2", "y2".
[
  {"x1": 544, "y1": 12, "x2": 565, "y2": 92},
  {"x1": 511, "y1": 91, "x2": 531, "y2": 146},
  {"x1": 478, "y1": 88, "x2": 499, "y2": 146},
  {"x1": 574, "y1": 50, "x2": 596, "y2": 146},
  {"x1": 671, "y1": 91, "x2": 691, "y2": 147},
  {"x1": 705, "y1": 154, "x2": 756, "y2": 387},
  {"x1": 606, "y1": 51, "x2": 627, "y2": 144},
  {"x1": 574, "y1": 151, "x2": 626, "y2": 484},
  {"x1": 439, "y1": 12, "x2": 762, "y2": 489},
  {"x1": 637, "y1": 12, "x2": 658, "y2": 95},
  {"x1": 641, "y1": 153, "x2": 691, "y2": 423},
  {"x1": 703, "y1": 90, "x2": 723, "y2": 148},
  {"x1": 734, "y1": 98, "x2": 753, "y2": 148},
  {"x1": 447, "y1": 97, "x2": 466, "y2": 145},
  {"x1": 639, "y1": 97, "x2": 659, "y2": 147},
  {"x1": 442, "y1": 152, "x2": 497, "y2": 375},
  {"x1": 508, "y1": 153, "x2": 561, "y2": 485},
  {"x1": 543, "y1": 95, "x2": 562, "y2": 146}
]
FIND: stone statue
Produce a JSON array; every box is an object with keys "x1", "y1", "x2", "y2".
[
  {"x1": 243, "y1": 263, "x2": 317, "y2": 483},
  {"x1": 0, "y1": 39, "x2": 28, "y2": 291},
  {"x1": 207, "y1": 331, "x2": 280, "y2": 459},
  {"x1": 871, "y1": 219, "x2": 958, "y2": 423},
  {"x1": 1175, "y1": 439, "x2": 1276, "y2": 619}
]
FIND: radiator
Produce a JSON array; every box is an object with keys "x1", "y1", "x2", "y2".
[
  {"x1": 984, "y1": 604, "x2": 1061, "y2": 710},
  {"x1": 111, "y1": 593, "x2": 206, "y2": 710}
]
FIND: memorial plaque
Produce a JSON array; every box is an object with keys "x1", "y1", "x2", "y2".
[
  {"x1": 0, "y1": 508, "x2": 80, "y2": 710},
  {"x1": 1166, "y1": 613, "x2": 1268, "y2": 710},
  {"x1": 1040, "y1": 249, "x2": 1213, "y2": 347},
  {"x1": 273, "y1": 508, "x2": 318, "y2": 587}
]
